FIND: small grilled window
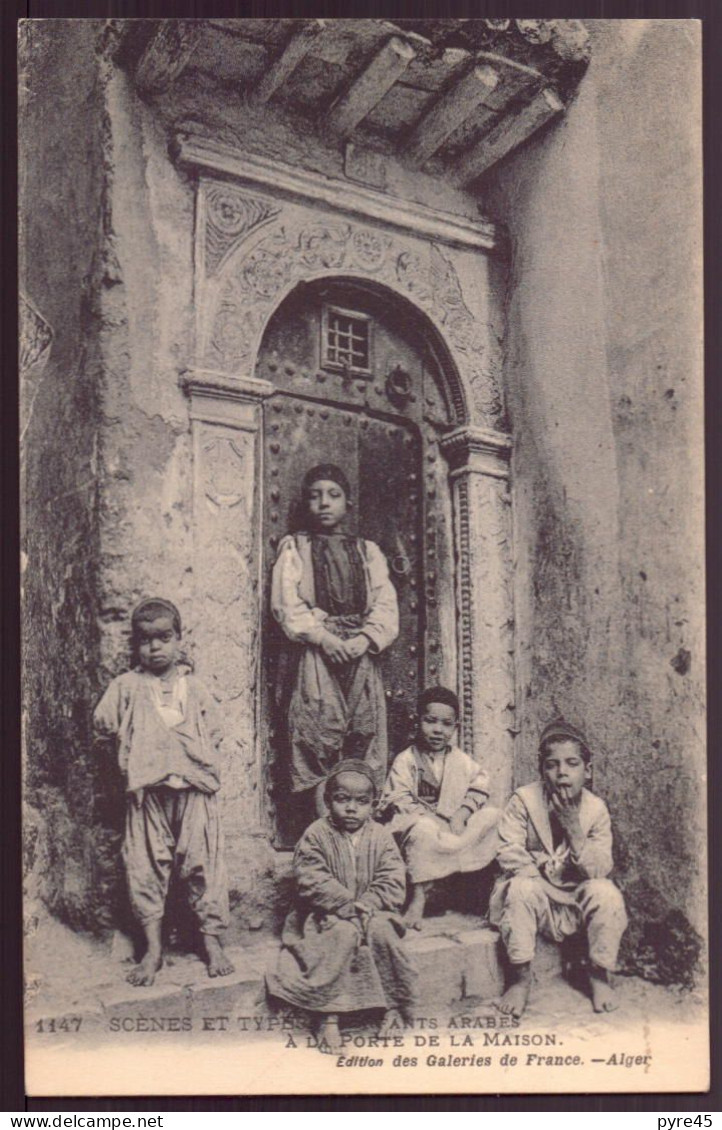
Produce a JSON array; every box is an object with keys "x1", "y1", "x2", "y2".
[{"x1": 322, "y1": 306, "x2": 372, "y2": 374}]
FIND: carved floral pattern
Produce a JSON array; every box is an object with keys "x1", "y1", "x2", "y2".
[
  {"x1": 205, "y1": 183, "x2": 281, "y2": 277},
  {"x1": 242, "y1": 236, "x2": 293, "y2": 298},
  {"x1": 204, "y1": 207, "x2": 502, "y2": 425},
  {"x1": 298, "y1": 224, "x2": 350, "y2": 271},
  {"x1": 351, "y1": 228, "x2": 387, "y2": 270}
]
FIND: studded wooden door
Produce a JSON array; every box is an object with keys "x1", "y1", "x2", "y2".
[{"x1": 256, "y1": 280, "x2": 451, "y2": 845}]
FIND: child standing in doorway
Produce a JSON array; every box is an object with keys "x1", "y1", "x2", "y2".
[
  {"x1": 491, "y1": 719, "x2": 627, "y2": 1017},
  {"x1": 379, "y1": 686, "x2": 500, "y2": 927},
  {"x1": 271, "y1": 464, "x2": 399, "y2": 819},
  {"x1": 94, "y1": 597, "x2": 234, "y2": 986}
]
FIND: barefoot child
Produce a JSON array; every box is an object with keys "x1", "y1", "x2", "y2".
[
  {"x1": 94, "y1": 598, "x2": 234, "y2": 986},
  {"x1": 266, "y1": 760, "x2": 416, "y2": 1053},
  {"x1": 379, "y1": 687, "x2": 500, "y2": 927},
  {"x1": 491, "y1": 719, "x2": 627, "y2": 1017}
]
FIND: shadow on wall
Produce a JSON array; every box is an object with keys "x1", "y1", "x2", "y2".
[{"x1": 617, "y1": 878, "x2": 703, "y2": 990}]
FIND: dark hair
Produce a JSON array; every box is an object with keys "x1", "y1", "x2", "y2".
[
  {"x1": 418, "y1": 685, "x2": 459, "y2": 719},
  {"x1": 302, "y1": 464, "x2": 351, "y2": 499},
  {"x1": 538, "y1": 718, "x2": 592, "y2": 765},
  {"x1": 131, "y1": 597, "x2": 182, "y2": 638},
  {"x1": 323, "y1": 759, "x2": 378, "y2": 801}
]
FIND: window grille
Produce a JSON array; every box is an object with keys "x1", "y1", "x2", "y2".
[{"x1": 322, "y1": 306, "x2": 372, "y2": 374}]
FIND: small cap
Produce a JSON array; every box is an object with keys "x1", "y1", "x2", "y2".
[
  {"x1": 539, "y1": 717, "x2": 592, "y2": 758},
  {"x1": 302, "y1": 464, "x2": 351, "y2": 498},
  {"x1": 325, "y1": 758, "x2": 377, "y2": 793}
]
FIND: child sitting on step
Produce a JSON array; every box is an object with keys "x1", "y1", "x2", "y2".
[
  {"x1": 266, "y1": 759, "x2": 417, "y2": 1054},
  {"x1": 491, "y1": 719, "x2": 627, "y2": 1017},
  {"x1": 379, "y1": 686, "x2": 500, "y2": 927}
]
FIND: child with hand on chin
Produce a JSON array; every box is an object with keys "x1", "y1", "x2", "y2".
[
  {"x1": 490, "y1": 719, "x2": 627, "y2": 1018},
  {"x1": 266, "y1": 759, "x2": 417, "y2": 1054},
  {"x1": 94, "y1": 598, "x2": 234, "y2": 987},
  {"x1": 379, "y1": 686, "x2": 500, "y2": 928}
]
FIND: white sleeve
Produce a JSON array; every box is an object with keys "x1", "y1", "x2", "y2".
[
  {"x1": 360, "y1": 541, "x2": 399, "y2": 654},
  {"x1": 380, "y1": 750, "x2": 426, "y2": 815},
  {"x1": 270, "y1": 536, "x2": 330, "y2": 646}
]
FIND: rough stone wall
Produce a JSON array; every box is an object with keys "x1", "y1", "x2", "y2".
[
  {"x1": 485, "y1": 19, "x2": 704, "y2": 984},
  {"x1": 20, "y1": 20, "x2": 107, "y2": 932}
]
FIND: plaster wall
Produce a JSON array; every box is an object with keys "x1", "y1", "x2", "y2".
[
  {"x1": 486, "y1": 19, "x2": 704, "y2": 981},
  {"x1": 20, "y1": 20, "x2": 106, "y2": 931}
]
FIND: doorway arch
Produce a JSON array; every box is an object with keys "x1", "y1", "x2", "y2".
[
  {"x1": 184, "y1": 187, "x2": 515, "y2": 858},
  {"x1": 254, "y1": 276, "x2": 465, "y2": 843}
]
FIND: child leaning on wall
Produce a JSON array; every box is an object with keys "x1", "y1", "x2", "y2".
[
  {"x1": 491, "y1": 718, "x2": 628, "y2": 1018},
  {"x1": 378, "y1": 686, "x2": 500, "y2": 927},
  {"x1": 94, "y1": 597, "x2": 234, "y2": 987}
]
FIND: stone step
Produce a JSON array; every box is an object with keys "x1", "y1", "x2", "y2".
[{"x1": 26, "y1": 914, "x2": 512, "y2": 1035}]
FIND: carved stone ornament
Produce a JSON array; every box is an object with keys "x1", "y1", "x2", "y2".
[
  {"x1": 20, "y1": 294, "x2": 54, "y2": 444},
  {"x1": 204, "y1": 184, "x2": 281, "y2": 278},
  {"x1": 203, "y1": 206, "x2": 502, "y2": 426},
  {"x1": 203, "y1": 434, "x2": 250, "y2": 510},
  {"x1": 20, "y1": 294, "x2": 53, "y2": 373},
  {"x1": 452, "y1": 468, "x2": 515, "y2": 778},
  {"x1": 195, "y1": 427, "x2": 255, "y2": 704}
]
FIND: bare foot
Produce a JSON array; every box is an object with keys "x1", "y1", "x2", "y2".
[
  {"x1": 203, "y1": 934, "x2": 235, "y2": 978},
  {"x1": 590, "y1": 966, "x2": 618, "y2": 1013},
  {"x1": 127, "y1": 951, "x2": 162, "y2": 987},
  {"x1": 378, "y1": 1008, "x2": 403, "y2": 1038},
  {"x1": 405, "y1": 882, "x2": 430, "y2": 929},
  {"x1": 317, "y1": 1016, "x2": 343, "y2": 1054},
  {"x1": 495, "y1": 963, "x2": 532, "y2": 1018}
]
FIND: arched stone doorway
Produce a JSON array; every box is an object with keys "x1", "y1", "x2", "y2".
[
  {"x1": 180, "y1": 166, "x2": 515, "y2": 879},
  {"x1": 255, "y1": 276, "x2": 462, "y2": 843}
]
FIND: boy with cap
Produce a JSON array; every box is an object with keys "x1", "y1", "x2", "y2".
[
  {"x1": 490, "y1": 719, "x2": 627, "y2": 1017},
  {"x1": 94, "y1": 597, "x2": 234, "y2": 986},
  {"x1": 266, "y1": 759, "x2": 416, "y2": 1054},
  {"x1": 379, "y1": 686, "x2": 500, "y2": 927}
]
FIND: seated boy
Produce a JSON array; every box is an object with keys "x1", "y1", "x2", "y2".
[
  {"x1": 266, "y1": 760, "x2": 417, "y2": 1054},
  {"x1": 378, "y1": 686, "x2": 500, "y2": 927},
  {"x1": 490, "y1": 719, "x2": 628, "y2": 1017}
]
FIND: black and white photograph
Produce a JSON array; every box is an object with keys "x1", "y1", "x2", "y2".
[{"x1": 19, "y1": 16, "x2": 707, "y2": 1096}]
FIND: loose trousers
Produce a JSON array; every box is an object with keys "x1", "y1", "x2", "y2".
[
  {"x1": 123, "y1": 786, "x2": 229, "y2": 934},
  {"x1": 494, "y1": 875, "x2": 627, "y2": 969}
]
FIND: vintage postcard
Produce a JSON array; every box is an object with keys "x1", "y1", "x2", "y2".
[{"x1": 19, "y1": 17, "x2": 707, "y2": 1096}]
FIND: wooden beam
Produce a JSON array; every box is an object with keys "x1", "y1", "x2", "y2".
[
  {"x1": 250, "y1": 20, "x2": 327, "y2": 106},
  {"x1": 134, "y1": 20, "x2": 202, "y2": 95},
  {"x1": 328, "y1": 36, "x2": 416, "y2": 139},
  {"x1": 405, "y1": 63, "x2": 500, "y2": 167},
  {"x1": 454, "y1": 88, "x2": 564, "y2": 186}
]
